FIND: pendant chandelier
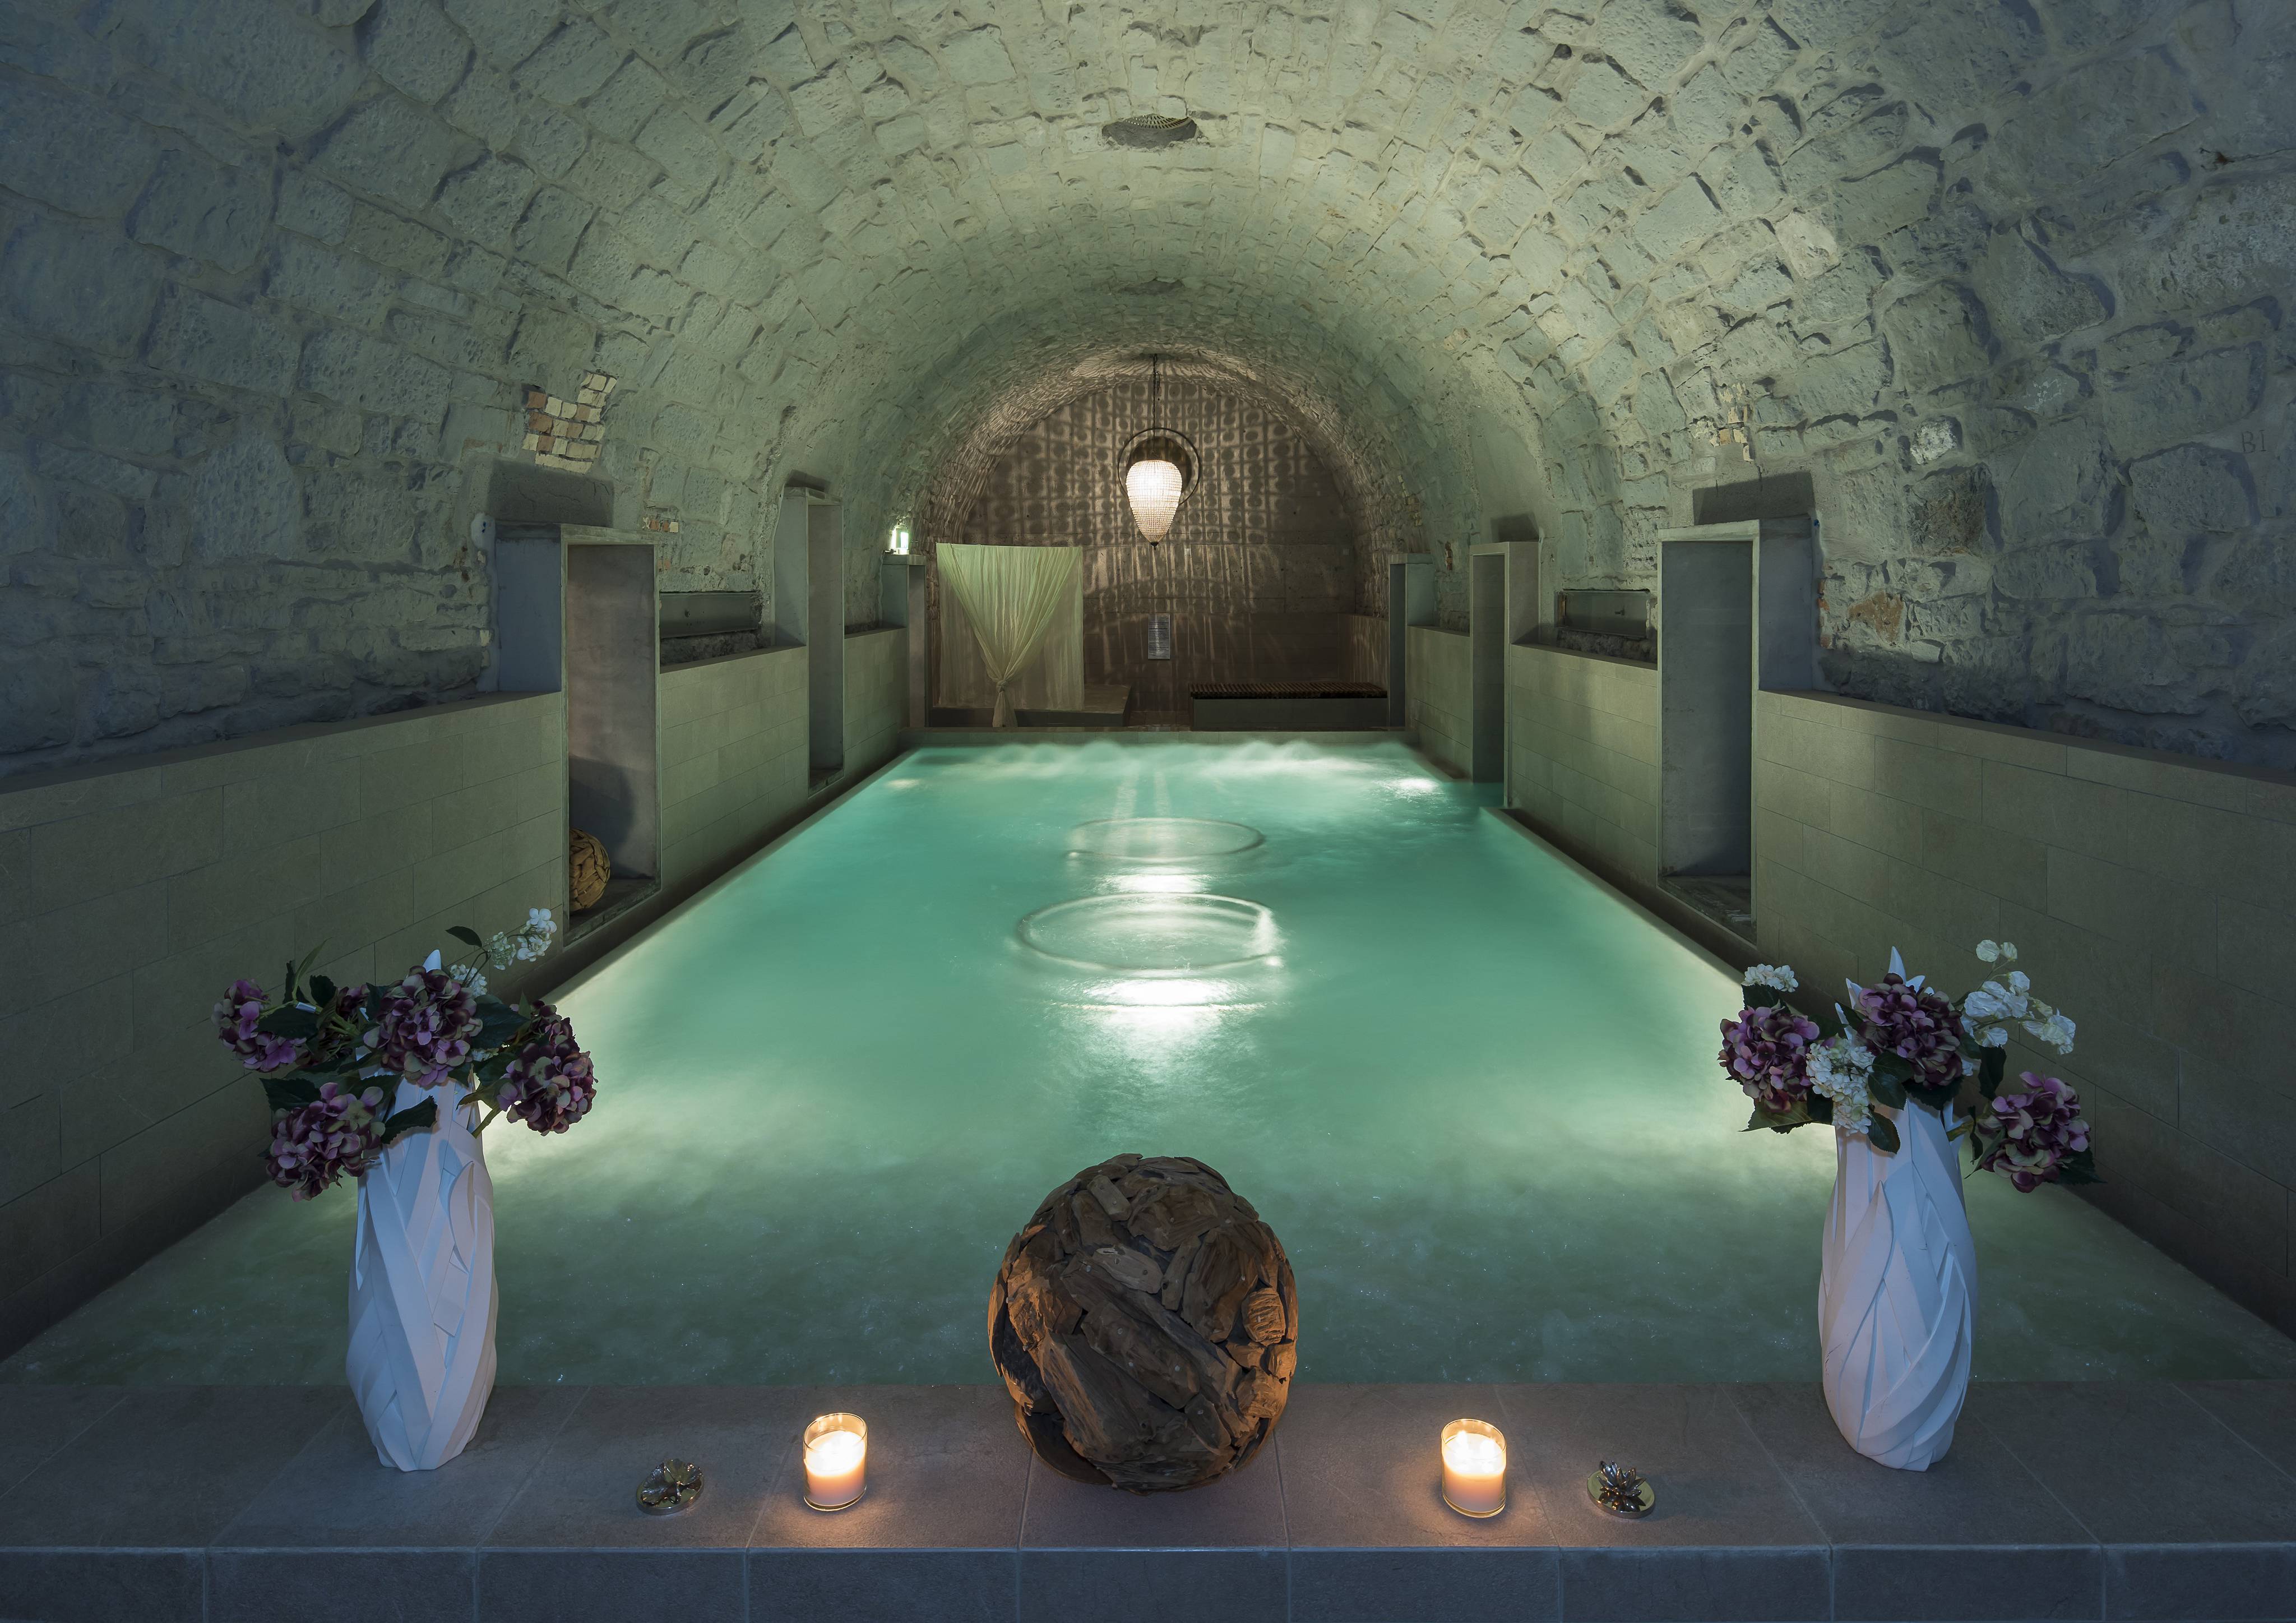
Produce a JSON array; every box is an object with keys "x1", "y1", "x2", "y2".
[{"x1": 1119, "y1": 354, "x2": 1198, "y2": 545}]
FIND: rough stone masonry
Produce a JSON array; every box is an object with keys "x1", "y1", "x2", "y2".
[{"x1": 1, "y1": 0, "x2": 2292, "y2": 773}]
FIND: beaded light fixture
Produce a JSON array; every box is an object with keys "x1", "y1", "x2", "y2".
[{"x1": 1119, "y1": 355, "x2": 1198, "y2": 545}]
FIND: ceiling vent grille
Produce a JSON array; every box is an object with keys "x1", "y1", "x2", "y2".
[{"x1": 1103, "y1": 114, "x2": 1200, "y2": 149}]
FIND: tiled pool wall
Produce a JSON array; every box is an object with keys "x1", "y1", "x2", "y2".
[
  {"x1": 1499, "y1": 637, "x2": 2296, "y2": 1344},
  {"x1": 1406, "y1": 626, "x2": 1473, "y2": 780},
  {"x1": 0, "y1": 631, "x2": 907, "y2": 1359}
]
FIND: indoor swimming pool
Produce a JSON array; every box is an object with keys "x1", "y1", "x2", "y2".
[{"x1": 8, "y1": 739, "x2": 2293, "y2": 1387}]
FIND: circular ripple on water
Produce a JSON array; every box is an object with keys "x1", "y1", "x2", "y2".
[
  {"x1": 1067, "y1": 817, "x2": 1266, "y2": 862},
  {"x1": 1016, "y1": 894, "x2": 1279, "y2": 974}
]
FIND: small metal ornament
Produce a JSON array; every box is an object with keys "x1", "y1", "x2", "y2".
[
  {"x1": 1587, "y1": 1460, "x2": 1655, "y2": 1518},
  {"x1": 637, "y1": 1459, "x2": 704, "y2": 1516}
]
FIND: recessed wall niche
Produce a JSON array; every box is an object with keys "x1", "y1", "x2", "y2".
[
  {"x1": 1653, "y1": 516, "x2": 1819, "y2": 944},
  {"x1": 496, "y1": 524, "x2": 663, "y2": 939}
]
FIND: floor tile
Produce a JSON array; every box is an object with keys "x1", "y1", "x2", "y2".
[
  {"x1": 1832, "y1": 1543, "x2": 2103, "y2": 1622},
  {"x1": 749, "y1": 1385, "x2": 1027, "y2": 1550},
  {"x1": 2177, "y1": 1381, "x2": 2296, "y2": 1478},
  {"x1": 1290, "y1": 1545, "x2": 1561, "y2": 1623},
  {"x1": 479, "y1": 1548, "x2": 744, "y2": 1623},
  {"x1": 215, "y1": 1384, "x2": 583, "y2": 1548},
  {"x1": 2104, "y1": 1543, "x2": 2296, "y2": 1621},
  {"x1": 1019, "y1": 1448, "x2": 1285, "y2": 1549},
  {"x1": 484, "y1": 1385, "x2": 815, "y2": 1550},
  {"x1": 1966, "y1": 1383, "x2": 2296, "y2": 1545},
  {"x1": 1556, "y1": 1545, "x2": 1830, "y2": 1622},
  {"x1": 1017, "y1": 1547, "x2": 1285, "y2": 1623},
  {"x1": 0, "y1": 1549, "x2": 202, "y2": 1623},
  {"x1": 0, "y1": 1386, "x2": 128, "y2": 1500},
  {"x1": 751, "y1": 1547, "x2": 1019, "y2": 1623},
  {"x1": 208, "y1": 1548, "x2": 475, "y2": 1623},
  {"x1": 1729, "y1": 1382, "x2": 2095, "y2": 1546},
  {"x1": 0, "y1": 1385, "x2": 340, "y2": 1547},
  {"x1": 1495, "y1": 1384, "x2": 1825, "y2": 1550},
  {"x1": 1276, "y1": 1383, "x2": 1549, "y2": 1548}
]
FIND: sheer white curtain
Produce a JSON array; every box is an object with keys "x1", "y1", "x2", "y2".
[{"x1": 938, "y1": 544, "x2": 1083, "y2": 725}]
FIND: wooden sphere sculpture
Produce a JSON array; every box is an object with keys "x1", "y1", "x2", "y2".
[
  {"x1": 568, "y1": 827, "x2": 611, "y2": 911},
  {"x1": 989, "y1": 1154, "x2": 1297, "y2": 1492}
]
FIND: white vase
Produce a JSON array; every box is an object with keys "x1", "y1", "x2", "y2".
[
  {"x1": 1818, "y1": 1099, "x2": 1976, "y2": 1470},
  {"x1": 346, "y1": 1081, "x2": 498, "y2": 1472}
]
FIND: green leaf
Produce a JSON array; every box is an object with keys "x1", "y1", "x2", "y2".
[
  {"x1": 1867, "y1": 1115, "x2": 1901, "y2": 1154},
  {"x1": 1807, "y1": 1094, "x2": 1835, "y2": 1125},
  {"x1": 378, "y1": 1097, "x2": 438, "y2": 1146},
  {"x1": 1978, "y1": 1047, "x2": 2006, "y2": 1097},
  {"x1": 256, "y1": 1006, "x2": 320, "y2": 1039},
  {"x1": 447, "y1": 926, "x2": 484, "y2": 947},
  {"x1": 309, "y1": 974, "x2": 336, "y2": 1010},
  {"x1": 1904, "y1": 1078, "x2": 1960, "y2": 1113},
  {"x1": 475, "y1": 1004, "x2": 527, "y2": 1051},
  {"x1": 1868, "y1": 1070, "x2": 1908, "y2": 1111},
  {"x1": 261, "y1": 1073, "x2": 322, "y2": 1112},
  {"x1": 1743, "y1": 986, "x2": 1781, "y2": 1010}
]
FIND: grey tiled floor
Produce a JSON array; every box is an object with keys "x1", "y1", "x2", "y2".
[{"x1": 2, "y1": 1381, "x2": 2293, "y2": 1622}]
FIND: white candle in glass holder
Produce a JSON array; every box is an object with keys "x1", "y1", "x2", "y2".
[
  {"x1": 803, "y1": 1413, "x2": 868, "y2": 1510},
  {"x1": 1441, "y1": 1418, "x2": 1506, "y2": 1517}
]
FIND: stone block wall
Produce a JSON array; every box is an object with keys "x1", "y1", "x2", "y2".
[
  {"x1": 1753, "y1": 689, "x2": 2296, "y2": 1336},
  {"x1": 1505, "y1": 643, "x2": 1661, "y2": 885},
  {"x1": 1406, "y1": 626, "x2": 1471, "y2": 778},
  {"x1": 1340, "y1": 613, "x2": 1386, "y2": 688},
  {"x1": 0, "y1": 693, "x2": 564, "y2": 1354},
  {"x1": 656, "y1": 646, "x2": 808, "y2": 903},
  {"x1": 841, "y1": 627, "x2": 905, "y2": 779}
]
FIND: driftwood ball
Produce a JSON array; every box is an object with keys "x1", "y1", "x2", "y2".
[
  {"x1": 569, "y1": 827, "x2": 611, "y2": 911},
  {"x1": 988, "y1": 1154, "x2": 1297, "y2": 1492}
]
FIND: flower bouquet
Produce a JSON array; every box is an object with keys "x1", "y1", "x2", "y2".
[
  {"x1": 214, "y1": 910, "x2": 596, "y2": 1470},
  {"x1": 1721, "y1": 940, "x2": 2093, "y2": 1182},
  {"x1": 1718, "y1": 941, "x2": 2095, "y2": 1470}
]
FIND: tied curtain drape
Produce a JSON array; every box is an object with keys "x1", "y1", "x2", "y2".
[{"x1": 938, "y1": 544, "x2": 1083, "y2": 727}]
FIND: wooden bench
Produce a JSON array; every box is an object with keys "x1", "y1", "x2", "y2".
[{"x1": 1189, "y1": 681, "x2": 1389, "y2": 730}]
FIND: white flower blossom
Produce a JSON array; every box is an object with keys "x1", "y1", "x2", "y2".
[
  {"x1": 1808, "y1": 1033, "x2": 1876, "y2": 1135},
  {"x1": 1975, "y1": 940, "x2": 2019, "y2": 964},
  {"x1": 485, "y1": 909, "x2": 562, "y2": 969},
  {"x1": 1978, "y1": 1025, "x2": 2009, "y2": 1048},
  {"x1": 448, "y1": 961, "x2": 489, "y2": 996},
  {"x1": 1743, "y1": 963, "x2": 1799, "y2": 992},
  {"x1": 2022, "y1": 1006, "x2": 2076, "y2": 1054}
]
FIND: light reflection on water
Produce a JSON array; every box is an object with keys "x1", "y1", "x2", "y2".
[{"x1": 7, "y1": 738, "x2": 2294, "y2": 1388}]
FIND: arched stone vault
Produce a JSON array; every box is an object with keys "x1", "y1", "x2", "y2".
[{"x1": 2, "y1": 0, "x2": 2291, "y2": 771}]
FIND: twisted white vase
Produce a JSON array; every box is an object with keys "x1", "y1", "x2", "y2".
[
  {"x1": 1818, "y1": 1100, "x2": 1976, "y2": 1470},
  {"x1": 347, "y1": 1081, "x2": 498, "y2": 1472}
]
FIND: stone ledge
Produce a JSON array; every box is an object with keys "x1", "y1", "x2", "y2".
[{"x1": 1, "y1": 1381, "x2": 2292, "y2": 1622}]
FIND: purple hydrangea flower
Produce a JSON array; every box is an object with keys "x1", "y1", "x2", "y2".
[
  {"x1": 1976, "y1": 1072, "x2": 2091, "y2": 1192},
  {"x1": 1720, "y1": 1002, "x2": 1822, "y2": 1115},
  {"x1": 214, "y1": 979, "x2": 303, "y2": 1073},
  {"x1": 497, "y1": 1004, "x2": 597, "y2": 1135},
  {"x1": 265, "y1": 1081, "x2": 386, "y2": 1200},
  {"x1": 365, "y1": 968, "x2": 482, "y2": 1087},
  {"x1": 1851, "y1": 972, "x2": 1969, "y2": 1090}
]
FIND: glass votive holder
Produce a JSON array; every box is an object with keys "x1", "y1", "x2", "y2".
[
  {"x1": 803, "y1": 1412, "x2": 867, "y2": 1511},
  {"x1": 1440, "y1": 1417, "x2": 1507, "y2": 1518}
]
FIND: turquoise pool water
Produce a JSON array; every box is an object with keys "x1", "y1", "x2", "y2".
[{"x1": 9, "y1": 738, "x2": 2294, "y2": 1385}]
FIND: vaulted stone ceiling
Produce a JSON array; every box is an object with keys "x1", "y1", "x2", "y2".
[{"x1": 3, "y1": 0, "x2": 2291, "y2": 769}]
